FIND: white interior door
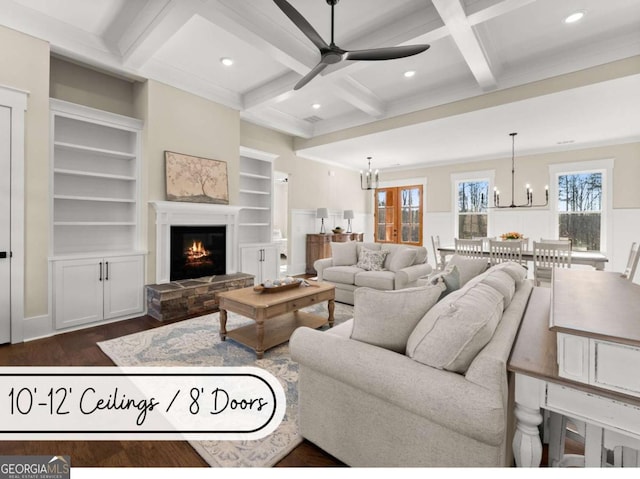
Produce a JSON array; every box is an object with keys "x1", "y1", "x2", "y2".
[{"x1": 0, "y1": 106, "x2": 11, "y2": 344}]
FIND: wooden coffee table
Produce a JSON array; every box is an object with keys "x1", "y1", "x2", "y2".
[{"x1": 217, "y1": 280, "x2": 335, "y2": 359}]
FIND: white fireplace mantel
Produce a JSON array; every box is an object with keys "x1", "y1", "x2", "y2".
[{"x1": 150, "y1": 201, "x2": 243, "y2": 284}]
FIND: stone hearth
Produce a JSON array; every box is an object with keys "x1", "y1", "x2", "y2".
[{"x1": 146, "y1": 273, "x2": 254, "y2": 321}]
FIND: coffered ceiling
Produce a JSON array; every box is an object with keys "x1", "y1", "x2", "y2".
[{"x1": 2, "y1": 0, "x2": 640, "y2": 171}]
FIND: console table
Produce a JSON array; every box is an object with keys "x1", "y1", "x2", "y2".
[
  {"x1": 508, "y1": 270, "x2": 640, "y2": 467},
  {"x1": 305, "y1": 233, "x2": 364, "y2": 275}
]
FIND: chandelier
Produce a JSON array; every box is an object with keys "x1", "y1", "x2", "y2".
[
  {"x1": 360, "y1": 157, "x2": 379, "y2": 190},
  {"x1": 493, "y1": 132, "x2": 548, "y2": 208}
]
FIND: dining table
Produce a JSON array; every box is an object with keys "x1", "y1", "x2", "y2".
[{"x1": 437, "y1": 245, "x2": 609, "y2": 270}]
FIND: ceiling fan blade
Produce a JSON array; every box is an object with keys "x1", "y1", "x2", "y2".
[
  {"x1": 273, "y1": 0, "x2": 329, "y2": 51},
  {"x1": 345, "y1": 44, "x2": 430, "y2": 61},
  {"x1": 294, "y1": 62, "x2": 329, "y2": 90}
]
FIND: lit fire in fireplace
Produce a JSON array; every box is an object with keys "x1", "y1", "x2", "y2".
[{"x1": 186, "y1": 240, "x2": 210, "y2": 263}]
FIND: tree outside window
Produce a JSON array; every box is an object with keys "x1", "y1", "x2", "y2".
[
  {"x1": 557, "y1": 172, "x2": 602, "y2": 251},
  {"x1": 457, "y1": 180, "x2": 488, "y2": 239}
]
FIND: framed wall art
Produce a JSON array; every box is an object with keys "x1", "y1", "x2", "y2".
[{"x1": 165, "y1": 151, "x2": 229, "y2": 204}]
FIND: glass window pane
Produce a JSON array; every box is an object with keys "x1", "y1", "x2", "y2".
[
  {"x1": 557, "y1": 173, "x2": 602, "y2": 212},
  {"x1": 559, "y1": 212, "x2": 601, "y2": 251}
]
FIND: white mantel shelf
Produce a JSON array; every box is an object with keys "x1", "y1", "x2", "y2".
[{"x1": 150, "y1": 201, "x2": 243, "y2": 284}]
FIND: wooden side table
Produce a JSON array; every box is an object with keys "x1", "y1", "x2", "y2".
[{"x1": 305, "y1": 233, "x2": 364, "y2": 275}]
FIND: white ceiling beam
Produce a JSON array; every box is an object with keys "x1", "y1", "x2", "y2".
[
  {"x1": 119, "y1": 0, "x2": 202, "y2": 70},
  {"x1": 241, "y1": 108, "x2": 314, "y2": 139},
  {"x1": 431, "y1": 0, "x2": 498, "y2": 91},
  {"x1": 199, "y1": 0, "x2": 317, "y2": 75},
  {"x1": 333, "y1": 77, "x2": 386, "y2": 118},
  {"x1": 467, "y1": 0, "x2": 537, "y2": 26}
]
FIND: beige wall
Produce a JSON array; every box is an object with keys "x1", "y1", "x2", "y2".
[
  {"x1": 50, "y1": 57, "x2": 137, "y2": 117},
  {"x1": 382, "y1": 142, "x2": 640, "y2": 212},
  {"x1": 0, "y1": 26, "x2": 50, "y2": 318},
  {"x1": 142, "y1": 80, "x2": 240, "y2": 282}
]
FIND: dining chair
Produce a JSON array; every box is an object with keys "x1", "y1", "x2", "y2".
[
  {"x1": 431, "y1": 235, "x2": 443, "y2": 270},
  {"x1": 540, "y1": 238, "x2": 573, "y2": 251},
  {"x1": 621, "y1": 242, "x2": 639, "y2": 281},
  {"x1": 532, "y1": 240, "x2": 572, "y2": 286},
  {"x1": 473, "y1": 236, "x2": 496, "y2": 251},
  {"x1": 489, "y1": 239, "x2": 523, "y2": 266},
  {"x1": 454, "y1": 238, "x2": 484, "y2": 259}
]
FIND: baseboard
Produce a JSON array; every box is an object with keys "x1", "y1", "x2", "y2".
[{"x1": 22, "y1": 314, "x2": 54, "y2": 342}]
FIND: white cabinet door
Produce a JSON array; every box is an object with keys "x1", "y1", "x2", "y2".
[
  {"x1": 240, "y1": 246, "x2": 263, "y2": 283},
  {"x1": 54, "y1": 258, "x2": 103, "y2": 329},
  {"x1": 261, "y1": 245, "x2": 279, "y2": 282},
  {"x1": 103, "y1": 255, "x2": 144, "y2": 320},
  {"x1": 240, "y1": 244, "x2": 279, "y2": 283}
]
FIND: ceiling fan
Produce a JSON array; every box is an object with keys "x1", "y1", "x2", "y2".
[{"x1": 273, "y1": 0, "x2": 430, "y2": 90}]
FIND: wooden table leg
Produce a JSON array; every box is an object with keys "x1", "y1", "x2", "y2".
[
  {"x1": 327, "y1": 299, "x2": 335, "y2": 327},
  {"x1": 256, "y1": 319, "x2": 265, "y2": 359},
  {"x1": 219, "y1": 309, "x2": 227, "y2": 341}
]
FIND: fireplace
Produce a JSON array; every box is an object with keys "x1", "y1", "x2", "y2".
[
  {"x1": 150, "y1": 201, "x2": 242, "y2": 284},
  {"x1": 170, "y1": 226, "x2": 226, "y2": 281}
]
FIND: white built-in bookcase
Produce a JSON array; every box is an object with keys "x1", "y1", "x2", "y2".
[
  {"x1": 49, "y1": 99, "x2": 145, "y2": 331},
  {"x1": 50, "y1": 99, "x2": 142, "y2": 255},
  {"x1": 239, "y1": 154, "x2": 273, "y2": 244}
]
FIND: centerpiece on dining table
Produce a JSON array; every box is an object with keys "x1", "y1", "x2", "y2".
[{"x1": 500, "y1": 231, "x2": 525, "y2": 240}]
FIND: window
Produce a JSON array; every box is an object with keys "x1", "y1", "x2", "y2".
[
  {"x1": 557, "y1": 172, "x2": 602, "y2": 251},
  {"x1": 374, "y1": 185, "x2": 423, "y2": 245},
  {"x1": 550, "y1": 159, "x2": 612, "y2": 253},
  {"x1": 456, "y1": 180, "x2": 489, "y2": 239}
]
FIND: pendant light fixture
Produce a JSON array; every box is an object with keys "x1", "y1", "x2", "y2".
[
  {"x1": 360, "y1": 157, "x2": 379, "y2": 190},
  {"x1": 492, "y1": 133, "x2": 548, "y2": 208}
]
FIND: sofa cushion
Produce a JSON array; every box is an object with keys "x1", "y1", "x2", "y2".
[
  {"x1": 351, "y1": 285, "x2": 443, "y2": 353},
  {"x1": 412, "y1": 247, "x2": 428, "y2": 265},
  {"x1": 323, "y1": 266, "x2": 364, "y2": 284},
  {"x1": 356, "y1": 248, "x2": 389, "y2": 271},
  {"x1": 490, "y1": 261, "x2": 528, "y2": 286},
  {"x1": 447, "y1": 255, "x2": 489, "y2": 286},
  {"x1": 387, "y1": 247, "x2": 417, "y2": 272},
  {"x1": 406, "y1": 282, "x2": 504, "y2": 373},
  {"x1": 331, "y1": 241, "x2": 357, "y2": 266},
  {"x1": 479, "y1": 269, "x2": 516, "y2": 309},
  {"x1": 354, "y1": 270, "x2": 396, "y2": 290},
  {"x1": 426, "y1": 263, "x2": 460, "y2": 298}
]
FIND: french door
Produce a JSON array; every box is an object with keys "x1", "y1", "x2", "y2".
[{"x1": 374, "y1": 185, "x2": 423, "y2": 246}]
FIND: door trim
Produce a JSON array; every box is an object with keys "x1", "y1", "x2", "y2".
[{"x1": 0, "y1": 84, "x2": 28, "y2": 343}]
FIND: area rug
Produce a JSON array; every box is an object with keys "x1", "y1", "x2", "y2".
[{"x1": 97, "y1": 302, "x2": 353, "y2": 467}]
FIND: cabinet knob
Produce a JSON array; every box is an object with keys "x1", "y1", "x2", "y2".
[{"x1": 0, "y1": 252, "x2": 7, "y2": 259}]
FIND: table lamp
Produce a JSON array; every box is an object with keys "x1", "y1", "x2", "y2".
[
  {"x1": 316, "y1": 208, "x2": 329, "y2": 234},
  {"x1": 343, "y1": 210, "x2": 354, "y2": 233}
]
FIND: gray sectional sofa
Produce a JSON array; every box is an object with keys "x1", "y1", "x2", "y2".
[
  {"x1": 313, "y1": 241, "x2": 433, "y2": 305},
  {"x1": 290, "y1": 256, "x2": 533, "y2": 467}
]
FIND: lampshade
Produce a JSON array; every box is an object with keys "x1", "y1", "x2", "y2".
[
  {"x1": 316, "y1": 208, "x2": 329, "y2": 219},
  {"x1": 343, "y1": 210, "x2": 354, "y2": 220}
]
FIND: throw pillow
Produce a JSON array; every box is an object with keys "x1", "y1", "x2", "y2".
[
  {"x1": 351, "y1": 285, "x2": 443, "y2": 353},
  {"x1": 427, "y1": 264, "x2": 460, "y2": 298},
  {"x1": 479, "y1": 269, "x2": 516, "y2": 309},
  {"x1": 356, "y1": 248, "x2": 389, "y2": 271},
  {"x1": 331, "y1": 241, "x2": 358, "y2": 266},
  {"x1": 447, "y1": 255, "x2": 489, "y2": 286},
  {"x1": 388, "y1": 247, "x2": 417, "y2": 272},
  {"x1": 406, "y1": 282, "x2": 504, "y2": 373},
  {"x1": 491, "y1": 261, "x2": 528, "y2": 285}
]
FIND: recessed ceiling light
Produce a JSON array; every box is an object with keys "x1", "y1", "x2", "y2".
[
  {"x1": 312, "y1": 103, "x2": 321, "y2": 109},
  {"x1": 404, "y1": 70, "x2": 416, "y2": 78},
  {"x1": 220, "y1": 57, "x2": 234, "y2": 66},
  {"x1": 564, "y1": 11, "x2": 585, "y2": 24}
]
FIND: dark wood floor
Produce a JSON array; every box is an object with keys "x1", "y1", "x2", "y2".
[
  {"x1": 0, "y1": 313, "x2": 344, "y2": 467},
  {"x1": 0, "y1": 311, "x2": 575, "y2": 467}
]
